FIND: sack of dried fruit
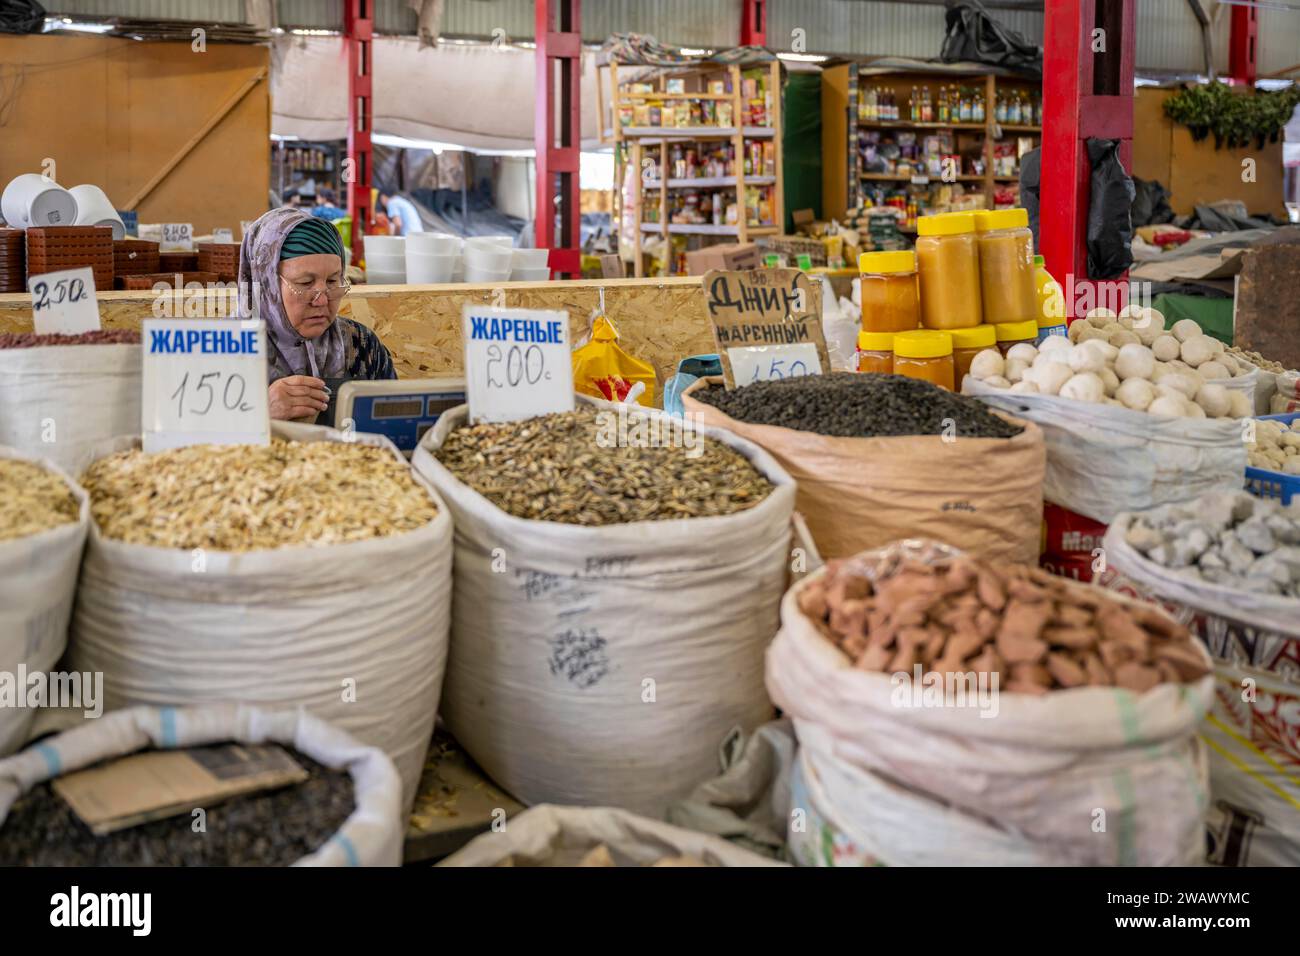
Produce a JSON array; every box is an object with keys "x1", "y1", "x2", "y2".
[
  {"x1": 768, "y1": 540, "x2": 1214, "y2": 866},
  {"x1": 0, "y1": 447, "x2": 89, "y2": 756},
  {"x1": 0, "y1": 331, "x2": 142, "y2": 476},
  {"x1": 67, "y1": 422, "x2": 451, "y2": 814},
  {"x1": 682, "y1": 374, "x2": 1045, "y2": 563},
  {"x1": 412, "y1": 400, "x2": 796, "y2": 816},
  {"x1": 0, "y1": 704, "x2": 404, "y2": 866},
  {"x1": 438, "y1": 804, "x2": 785, "y2": 867},
  {"x1": 1102, "y1": 492, "x2": 1300, "y2": 865}
]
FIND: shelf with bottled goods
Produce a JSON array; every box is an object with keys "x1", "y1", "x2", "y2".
[{"x1": 599, "y1": 57, "x2": 784, "y2": 277}]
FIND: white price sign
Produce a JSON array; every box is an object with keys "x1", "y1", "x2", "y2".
[
  {"x1": 462, "y1": 305, "x2": 574, "y2": 424},
  {"x1": 142, "y1": 318, "x2": 270, "y2": 452},
  {"x1": 727, "y1": 343, "x2": 823, "y2": 385},
  {"x1": 212, "y1": 228, "x2": 234, "y2": 244},
  {"x1": 160, "y1": 223, "x2": 194, "y2": 252},
  {"x1": 30, "y1": 266, "x2": 101, "y2": 335}
]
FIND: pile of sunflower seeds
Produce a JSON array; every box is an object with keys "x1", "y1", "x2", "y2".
[
  {"x1": 694, "y1": 372, "x2": 1023, "y2": 439},
  {"x1": 436, "y1": 406, "x2": 773, "y2": 525},
  {"x1": 81, "y1": 440, "x2": 438, "y2": 550},
  {"x1": 0, "y1": 459, "x2": 79, "y2": 543},
  {"x1": 0, "y1": 330, "x2": 141, "y2": 349},
  {"x1": 0, "y1": 750, "x2": 355, "y2": 867}
]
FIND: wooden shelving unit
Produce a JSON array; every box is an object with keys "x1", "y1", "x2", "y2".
[
  {"x1": 598, "y1": 58, "x2": 784, "y2": 277},
  {"x1": 821, "y1": 63, "x2": 1042, "y2": 225}
]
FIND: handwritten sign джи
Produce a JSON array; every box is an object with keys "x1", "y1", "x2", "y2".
[{"x1": 702, "y1": 268, "x2": 828, "y2": 388}]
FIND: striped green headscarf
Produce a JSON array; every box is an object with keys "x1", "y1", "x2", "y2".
[{"x1": 279, "y1": 216, "x2": 346, "y2": 261}]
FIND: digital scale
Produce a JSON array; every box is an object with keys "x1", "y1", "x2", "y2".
[{"x1": 335, "y1": 378, "x2": 466, "y2": 456}]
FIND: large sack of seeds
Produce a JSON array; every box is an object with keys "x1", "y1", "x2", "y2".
[
  {"x1": 67, "y1": 422, "x2": 451, "y2": 813},
  {"x1": 966, "y1": 376, "x2": 1245, "y2": 524},
  {"x1": 683, "y1": 374, "x2": 1045, "y2": 563},
  {"x1": 412, "y1": 402, "x2": 796, "y2": 816},
  {"x1": 0, "y1": 332, "x2": 141, "y2": 476},
  {"x1": 0, "y1": 447, "x2": 89, "y2": 756},
  {"x1": 768, "y1": 540, "x2": 1214, "y2": 866},
  {"x1": 1102, "y1": 492, "x2": 1300, "y2": 865},
  {"x1": 439, "y1": 804, "x2": 786, "y2": 867},
  {"x1": 0, "y1": 704, "x2": 404, "y2": 866}
]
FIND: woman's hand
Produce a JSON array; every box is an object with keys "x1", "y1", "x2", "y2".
[{"x1": 269, "y1": 375, "x2": 329, "y2": 420}]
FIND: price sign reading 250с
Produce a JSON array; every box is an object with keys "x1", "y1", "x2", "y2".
[
  {"x1": 141, "y1": 318, "x2": 271, "y2": 452},
  {"x1": 462, "y1": 305, "x2": 574, "y2": 424}
]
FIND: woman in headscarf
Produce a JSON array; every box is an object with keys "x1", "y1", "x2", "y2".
[{"x1": 238, "y1": 207, "x2": 396, "y2": 421}]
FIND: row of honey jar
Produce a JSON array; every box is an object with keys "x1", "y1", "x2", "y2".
[
  {"x1": 859, "y1": 208, "x2": 1060, "y2": 334},
  {"x1": 856, "y1": 322, "x2": 1039, "y2": 390}
]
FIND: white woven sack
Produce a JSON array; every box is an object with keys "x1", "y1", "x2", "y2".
[
  {"x1": 0, "y1": 704, "x2": 404, "y2": 866},
  {"x1": 67, "y1": 422, "x2": 451, "y2": 812},
  {"x1": 965, "y1": 376, "x2": 1245, "y2": 524},
  {"x1": 412, "y1": 402, "x2": 796, "y2": 817},
  {"x1": 0, "y1": 344, "x2": 140, "y2": 477},
  {"x1": 0, "y1": 446, "x2": 89, "y2": 756},
  {"x1": 439, "y1": 804, "x2": 786, "y2": 867},
  {"x1": 767, "y1": 545, "x2": 1214, "y2": 866}
]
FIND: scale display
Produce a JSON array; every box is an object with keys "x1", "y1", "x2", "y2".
[{"x1": 335, "y1": 378, "x2": 465, "y2": 455}]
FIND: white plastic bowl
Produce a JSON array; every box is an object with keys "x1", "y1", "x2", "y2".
[
  {"x1": 407, "y1": 233, "x2": 461, "y2": 255},
  {"x1": 510, "y1": 266, "x2": 551, "y2": 281},
  {"x1": 362, "y1": 234, "x2": 405, "y2": 256},
  {"x1": 70, "y1": 184, "x2": 125, "y2": 240},
  {"x1": 406, "y1": 253, "x2": 456, "y2": 284},
  {"x1": 2, "y1": 173, "x2": 78, "y2": 228},
  {"x1": 466, "y1": 235, "x2": 513, "y2": 249},
  {"x1": 465, "y1": 265, "x2": 511, "y2": 284},
  {"x1": 464, "y1": 245, "x2": 513, "y2": 271},
  {"x1": 511, "y1": 248, "x2": 549, "y2": 269},
  {"x1": 365, "y1": 270, "x2": 406, "y2": 285},
  {"x1": 364, "y1": 252, "x2": 406, "y2": 272}
]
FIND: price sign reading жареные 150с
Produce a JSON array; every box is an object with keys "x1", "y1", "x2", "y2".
[
  {"x1": 141, "y1": 318, "x2": 270, "y2": 452},
  {"x1": 462, "y1": 305, "x2": 574, "y2": 424}
]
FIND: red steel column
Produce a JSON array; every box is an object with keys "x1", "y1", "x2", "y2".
[
  {"x1": 1229, "y1": 3, "x2": 1259, "y2": 86},
  {"x1": 535, "y1": 0, "x2": 582, "y2": 278},
  {"x1": 345, "y1": 0, "x2": 374, "y2": 265},
  {"x1": 1041, "y1": 0, "x2": 1135, "y2": 319},
  {"x1": 741, "y1": 0, "x2": 766, "y2": 46}
]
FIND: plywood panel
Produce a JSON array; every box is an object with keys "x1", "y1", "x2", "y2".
[{"x1": 0, "y1": 34, "x2": 269, "y2": 234}]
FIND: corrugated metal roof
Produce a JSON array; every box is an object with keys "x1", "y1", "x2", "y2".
[
  {"x1": 1258, "y1": 5, "x2": 1300, "y2": 77},
  {"x1": 46, "y1": 0, "x2": 246, "y2": 23},
  {"x1": 276, "y1": 0, "x2": 340, "y2": 30},
  {"x1": 1134, "y1": 1, "x2": 1229, "y2": 76}
]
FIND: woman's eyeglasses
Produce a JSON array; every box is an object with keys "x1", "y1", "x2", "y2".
[{"x1": 280, "y1": 275, "x2": 350, "y2": 302}]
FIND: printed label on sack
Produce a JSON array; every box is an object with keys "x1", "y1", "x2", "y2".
[
  {"x1": 141, "y1": 318, "x2": 270, "y2": 452},
  {"x1": 30, "y1": 266, "x2": 101, "y2": 335},
  {"x1": 462, "y1": 305, "x2": 574, "y2": 424},
  {"x1": 160, "y1": 222, "x2": 194, "y2": 253},
  {"x1": 702, "y1": 268, "x2": 828, "y2": 388},
  {"x1": 727, "y1": 343, "x2": 822, "y2": 385}
]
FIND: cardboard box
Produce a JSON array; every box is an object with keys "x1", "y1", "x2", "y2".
[{"x1": 684, "y1": 242, "x2": 761, "y2": 275}]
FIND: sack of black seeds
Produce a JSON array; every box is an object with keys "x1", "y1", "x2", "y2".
[
  {"x1": 0, "y1": 446, "x2": 88, "y2": 756},
  {"x1": 682, "y1": 375, "x2": 1045, "y2": 563},
  {"x1": 68, "y1": 422, "x2": 451, "y2": 815},
  {"x1": 411, "y1": 399, "x2": 797, "y2": 817},
  {"x1": 0, "y1": 704, "x2": 404, "y2": 866}
]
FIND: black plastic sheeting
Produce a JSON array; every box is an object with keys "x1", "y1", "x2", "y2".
[{"x1": 0, "y1": 0, "x2": 44, "y2": 34}]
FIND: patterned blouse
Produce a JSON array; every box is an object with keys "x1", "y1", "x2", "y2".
[{"x1": 268, "y1": 317, "x2": 397, "y2": 383}]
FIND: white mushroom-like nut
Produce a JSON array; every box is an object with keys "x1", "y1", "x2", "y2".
[
  {"x1": 1081, "y1": 339, "x2": 1119, "y2": 363},
  {"x1": 1171, "y1": 318, "x2": 1202, "y2": 343},
  {"x1": 1217, "y1": 354, "x2": 1240, "y2": 375},
  {"x1": 982, "y1": 375, "x2": 1011, "y2": 389},
  {"x1": 1068, "y1": 320, "x2": 1087, "y2": 343},
  {"x1": 1068, "y1": 344, "x2": 1106, "y2": 374},
  {"x1": 1006, "y1": 342, "x2": 1038, "y2": 364},
  {"x1": 1194, "y1": 383, "x2": 1231, "y2": 418},
  {"x1": 1227, "y1": 390, "x2": 1253, "y2": 418},
  {"x1": 1034, "y1": 347, "x2": 1072, "y2": 368},
  {"x1": 1009, "y1": 380, "x2": 1039, "y2": 394},
  {"x1": 1039, "y1": 335, "x2": 1072, "y2": 355},
  {"x1": 1132, "y1": 310, "x2": 1166, "y2": 345},
  {"x1": 1030, "y1": 361, "x2": 1074, "y2": 396},
  {"x1": 1117, "y1": 304, "x2": 1144, "y2": 328},
  {"x1": 1086, "y1": 307, "x2": 1117, "y2": 328},
  {"x1": 1184, "y1": 401, "x2": 1207, "y2": 419},
  {"x1": 1209, "y1": 337, "x2": 1225, "y2": 355},
  {"x1": 1114, "y1": 343, "x2": 1156, "y2": 381},
  {"x1": 1285, "y1": 459, "x2": 1300, "y2": 476},
  {"x1": 1116, "y1": 377, "x2": 1156, "y2": 411},
  {"x1": 1158, "y1": 373, "x2": 1200, "y2": 400},
  {"x1": 1059, "y1": 372, "x2": 1106, "y2": 403},
  {"x1": 1004, "y1": 357, "x2": 1030, "y2": 383},
  {"x1": 1180, "y1": 335, "x2": 1217, "y2": 368},
  {"x1": 1151, "y1": 334, "x2": 1181, "y2": 362},
  {"x1": 1197, "y1": 360, "x2": 1230, "y2": 381},
  {"x1": 1099, "y1": 366, "x2": 1120, "y2": 396},
  {"x1": 1078, "y1": 326, "x2": 1111, "y2": 344},
  {"x1": 1109, "y1": 329, "x2": 1141, "y2": 348},
  {"x1": 969, "y1": 349, "x2": 1005, "y2": 380},
  {"x1": 1147, "y1": 394, "x2": 1188, "y2": 418},
  {"x1": 1104, "y1": 397, "x2": 1124, "y2": 407}
]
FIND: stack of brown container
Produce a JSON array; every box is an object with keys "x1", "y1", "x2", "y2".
[
  {"x1": 25, "y1": 226, "x2": 114, "y2": 293},
  {"x1": 196, "y1": 242, "x2": 240, "y2": 281},
  {"x1": 158, "y1": 251, "x2": 199, "y2": 273},
  {"x1": 119, "y1": 272, "x2": 220, "y2": 291},
  {"x1": 0, "y1": 228, "x2": 24, "y2": 293},
  {"x1": 113, "y1": 239, "x2": 161, "y2": 284}
]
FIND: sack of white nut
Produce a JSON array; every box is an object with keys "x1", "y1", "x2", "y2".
[
  {"x1": 766, "y1": 540, "x2": 1214, "y2": 866},
  {"x1": 1103, "y1": 491, "x2": 1300, "y2": 865},
  {"x1": 964, "y1": 307, "x2": 1248, "y2": 523}
]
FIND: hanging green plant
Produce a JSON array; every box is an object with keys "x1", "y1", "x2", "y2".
[{"x1": 1163, "y1": 81, "x2": 1300, "y2": 150}]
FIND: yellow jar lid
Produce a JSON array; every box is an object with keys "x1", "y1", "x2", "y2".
[
  {"x1": 994, "y1": 319, "x2": 1039, "y2": 342},
  {"x1": 916, "y1": 211, "x2": 976, "y2": 237},
  {"x1": 949, "y1": 324, "x2": 997, "y2": 349},
  {"x1": 974, "y1": 208, "x2": 1030, "y2": 232},
  {"x1": 858, "y1": 250, "x2": 916, "y2": 274},
  {"x1": 893, "y1": 329, "x2": 953, "y2": 358},
  {"x1": 857, "y1": 330, "x2": 896, "y2": 351}
]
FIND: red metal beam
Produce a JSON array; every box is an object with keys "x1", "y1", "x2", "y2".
[
  {"x1": 344, "y1": 0, "x2": 374, "y2": 266},
  {"x1": 741, "y1": 0, "x2": 767, "y2": 46},
  {"x1": 1229, "y1": 3, "x2": 1259, "y2": 86},
  {"x1": 1040, "y1": 0, "x2": 1135, "y2": 319},
  {"x1": 535, "y1": 0, "x2": 582, "y2": 278}
]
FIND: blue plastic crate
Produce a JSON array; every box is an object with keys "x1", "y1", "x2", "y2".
[{"x1": 1244, "y1": 412, "x2": 1300, "y2": 505}]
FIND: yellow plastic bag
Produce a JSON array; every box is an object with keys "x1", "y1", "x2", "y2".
[{"x1": 572, "y1": 315, "x2": 656, "y2": 407}]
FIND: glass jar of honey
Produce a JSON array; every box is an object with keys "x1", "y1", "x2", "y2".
[
  {"x1": 994, "y1": 319, "x2": 1039, "y2": 356},
  {"x1": 974, "y1": 208, "x2": 1038, "y2": 326},
  {"x1": 915, "y1": 212, "x2": 983, "y2": 331},
  {"x1": 859, "y1": 250, "x2": 920, "y2": 333},
  {"x1": 949, "y1": 324, "x2": 997, "y2": 386},
  {"x1": 892, "y1": 329, "x2": 955, "y2": 391},
  {"x1": 857, "y1": 331, "x2": 895, "y2": 374}
]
